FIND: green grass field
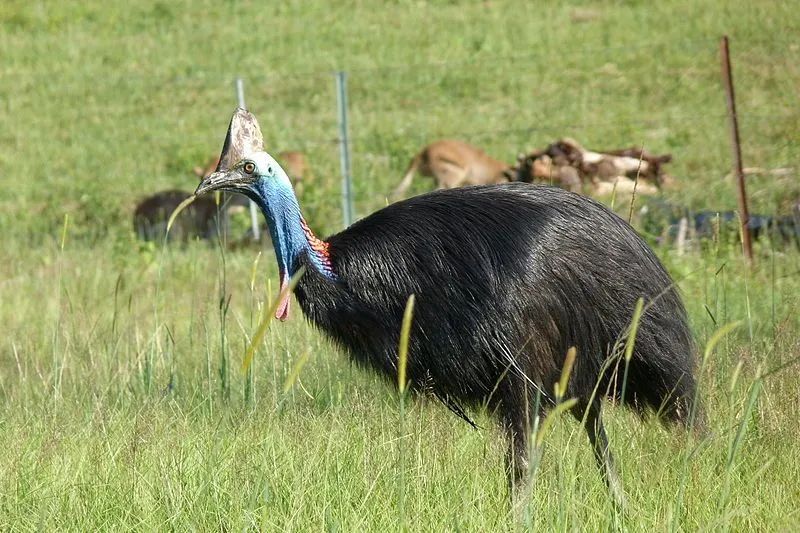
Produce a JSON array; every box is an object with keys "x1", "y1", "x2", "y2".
[{"x1": 1, "y1": 0, "x2": 799, "y2": 530}]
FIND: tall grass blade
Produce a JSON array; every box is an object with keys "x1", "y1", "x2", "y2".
[
  {"x1": 726, "y1": 375, "x2": 761, "y2": 471},
  {"x1": 624, "y1": 298, "x2": 645, "y2": 363},
  {"x1": 717, "y1": 374, "x2": 762, "y2": 518},
  {"x1": 250, "y1": 251, "x2": 262, "y2": 292},
  {"x1": 60, "y1": 213, "x2": 69, "y2": 251},
  {"x1": 704, "y1": 320, "x2": 742, "y2": 362},
  {"x1": 166, "y1": 194, "x2": 198, "y2": 235},
  {"x1": 609, "y1": 179, "x2": 619, "y2": 211},
  {"x1": 241, "y1": 266, "x2": 306, "y2": 373},
  {"x1": 620, "y1": 297, "x2": 645, "y2": 406},
  {"x1": 397, "y1": 294, "x2": 416, "y2": 394},
  {"x1": 627, "y1": 146, "x2": 645, "y2": 223},
  {"x1": 282, "y1": 350, "x2": 311, "y2": 394},
  {"x1": 691, "y1": 319, "x2": 740, "y2": 429},
  {"x1": 396, "y1": 294, "x2": 415, "y2": 533},
  {"x1": 554, "y1": 346, "x2": 577, "y2": 401},
  {"x1": 672, "y1": 319, "x2": 743, "y2": 530},
  {"x1": 534, "y1": 398, "x2": 578, "y2": 448},
  {"x1": 729, "y1": 359, "x2": 744, "y2": 393}
]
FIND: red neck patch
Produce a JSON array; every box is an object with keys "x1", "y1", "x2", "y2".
[{"x1": 300, "y1": 217, "x2": 334, "y2": 276}]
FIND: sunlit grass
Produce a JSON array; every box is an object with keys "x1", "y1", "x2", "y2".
[
  {"x1": 1, "y1": 238, "x2": 798, "y2": 530},
  {"x1": 1, "y1": 0, "x2": 799, "y2": 530}
]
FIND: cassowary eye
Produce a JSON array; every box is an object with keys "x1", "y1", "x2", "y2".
[{"x1": 243, "y1": 162, "x2": 255, "y2": 174}]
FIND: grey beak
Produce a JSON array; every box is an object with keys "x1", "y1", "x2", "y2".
[{"x1": 195, "y1": 170, "x2": 231, "y2": 196}]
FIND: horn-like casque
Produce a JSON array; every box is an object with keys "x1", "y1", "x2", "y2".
[{"x1": 216, "y1": 108, "x2": 265, "y2": 171}]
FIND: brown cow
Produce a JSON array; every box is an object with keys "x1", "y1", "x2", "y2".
[
  {"x1": 512, "y1": 138, "x2": 670, "y2": 196},
  {"x1": 509, "y1": 151, "x2": 583, "y2": 193},
  {"x1": 392, "y1": 140, "x2": 511, "y2": 199},
  {"x1": 133, "y1": 189, "x2": 249, "y2": 243}
]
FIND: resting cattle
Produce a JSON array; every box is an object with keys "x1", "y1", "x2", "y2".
[
  {"x1": 511, "y1": 138, "x2": 672, "y2": 196},
  {"x1": 392, "y1": 140, "x2": 511, "y2": 198},
  {"x1": 133, "y1": 189, "x2": 248, "y2": 242}
]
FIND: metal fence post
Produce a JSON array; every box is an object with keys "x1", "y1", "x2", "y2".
[
  {"x1": 236, "y1": 77, "x2": 262, "y2": 242},
  {"x1": 336, "y1": 71, "x2": 354, "y2": 228}
]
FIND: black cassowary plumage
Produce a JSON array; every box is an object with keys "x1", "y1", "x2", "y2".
[
  {"x1": 299, "y1": 182, "x2": 697, "y2": 409},
  {"x1": 195, "y1": 110, "x2": 701, "y2": 505},
  {"x1": 295, "y1": 184, "x2": 699, "y2": 495}
]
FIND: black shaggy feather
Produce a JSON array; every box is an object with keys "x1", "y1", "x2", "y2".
[{"x1": 294, "y1": 182, "x2": 700, "y2": 496}]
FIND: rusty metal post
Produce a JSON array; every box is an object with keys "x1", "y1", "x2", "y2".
[{"x1": 720, "y1": 36, "x2": 753, "y2": 263}]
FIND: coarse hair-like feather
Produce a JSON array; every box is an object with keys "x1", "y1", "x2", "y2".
[
  {"x1": 293, "y1": 183, "x2": 700, "y2": 499},
  {"x1": 296, "y1": 183, "x2": 697, "y2": 421}
]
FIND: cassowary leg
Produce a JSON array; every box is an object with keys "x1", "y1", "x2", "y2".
[
  {"x1": 503, "y1": 413, "x2": 532, "y2": 522},
  {"x1": 503, "y1": 406, "x2": 547, "y2": 523},
  {"x1": 575, "y1": 401, "x2": 627, "y2": 509},
  {"x1": 503, "y1": 413, "x2": 530, "y2": 493}
]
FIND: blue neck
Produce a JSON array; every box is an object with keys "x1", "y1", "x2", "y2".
[{"x1": 250, "y1": 180, "x2": 334, "y2": 279}]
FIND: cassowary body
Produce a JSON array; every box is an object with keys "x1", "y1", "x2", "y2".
[
  {"x1": 297, "y1": 184, "x2": 698, "y2": 498},
  {"x1": 196, "y1": 114, "x2": 700, "y2": 504},
  {"x1": 301, "y1": 184, "x2": 695, "y2": 414}
]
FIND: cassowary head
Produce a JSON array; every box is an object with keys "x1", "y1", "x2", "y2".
[
  {"x1": 196, "y1": 106, "x2": 296, "y2": 208},
  {"x1": 197, "y1": 152, "x2": 303, "y2": 321},
  {"x1": 195, "y1": 108, "x2": 321, "y2": 321},
  {"x1": 196, "y1": 151, "x2": 293, "y2": 201}
]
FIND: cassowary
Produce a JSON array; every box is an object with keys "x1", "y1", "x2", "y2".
[{"x1": 195, "y1": 109, "x2": 701, "y2": 505}]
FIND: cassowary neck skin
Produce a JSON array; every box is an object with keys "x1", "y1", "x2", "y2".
[
  {"x1": 249, "y1": 176, "x2": 333, "y2": 280},
  {"x1": 195, "y1": 151, "x2": 334, "y2": 319}
]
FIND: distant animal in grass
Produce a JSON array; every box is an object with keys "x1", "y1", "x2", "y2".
[
  {"x1": 640, "y1": 198, "x2": 800, "y2": 250},
  {"x1": 392, "y1": 139, "x2": 512, "y2": 199},
  {"x1": 276, "y1": 151, "x2": 312, "y2": 194},
  {"x1": 193, "y1": 108, "x2": 703, "y2": 508},
  {"x1": 508, "y1": 151, "x2": 583, "y2": 193},
  {"x1": 134, "y1": 154, "x2": 250, "y2": 243},
  {"x1": 512, "y1": 138, "x2": 672, "y2": 196},
  {"x1": 133, "y1": 189, "x2": 248, "y2": 242}
]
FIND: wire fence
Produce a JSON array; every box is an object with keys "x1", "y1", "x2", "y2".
[{"x1": 3, "y1": 36, "x2": 796, "y2": 240}]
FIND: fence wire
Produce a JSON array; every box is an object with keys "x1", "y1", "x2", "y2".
[{"x1": 3, "y1": 37, "x2": 796, "y2": 237}]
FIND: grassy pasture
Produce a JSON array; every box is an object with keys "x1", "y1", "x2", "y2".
[{"x1": 1, "y1": 0, "x2": 799, "y2": 530}]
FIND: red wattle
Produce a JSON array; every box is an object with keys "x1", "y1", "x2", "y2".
[{"x1": 276, "y1": 272, "x2": 291, "y2": 321}]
